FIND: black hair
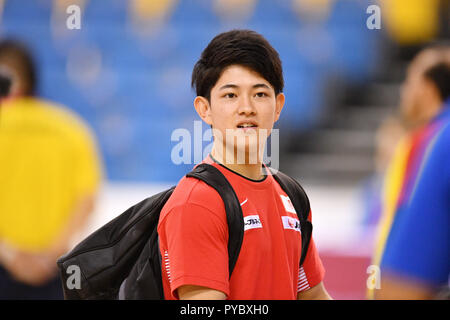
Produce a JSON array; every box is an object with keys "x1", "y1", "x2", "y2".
[
  {"x1": 0, "y1": 71, "x2": 12, "y2": 98},
  {"x1": 191, "y1": 29, "x2": 283, "y2": 101},
  {"x1": 0, "y1": 39, "x2": 37, "y2": 96},
  {"x1": 424, "y1": 62, "x2": 450, "y2": 102}
]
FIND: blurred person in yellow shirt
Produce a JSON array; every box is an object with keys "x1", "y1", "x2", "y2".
[{"x1": 0, "y1": 39, "x2": 102, "y2": 299}]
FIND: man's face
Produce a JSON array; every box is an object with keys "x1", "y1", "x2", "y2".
[
  {"x1": 400, "y1": 49, "x2": 442, "y2": 127},
  {"x1": 0, "y1": 56, "x2": 27, "y2": 97},
  {"x1": 400, "y1": 62, "x2": 428, "y2": 125},
  {"x1": 196, "y1": 64, "x2": 284, "y2": 164}
]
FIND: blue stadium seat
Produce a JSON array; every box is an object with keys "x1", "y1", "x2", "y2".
[
  {"x1": 250, "y1": 0, "x2": 300, "y2": 26},
  {"x1": 168, "y1": 0, "x2": 216, "y2": 27},
  {"x1": 83, "y1": 0, "x2": 127, "y2": 25},
  {"x1": 2, "y1": 0, "x2": 51, "y2": 23},
  {"x1": 0, "y1": 0, "x2": 381, "y2": 182}
]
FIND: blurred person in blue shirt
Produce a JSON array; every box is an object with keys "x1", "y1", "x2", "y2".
[{"x1": 373, "y1": 47, "x2": 450, "y2": 299}]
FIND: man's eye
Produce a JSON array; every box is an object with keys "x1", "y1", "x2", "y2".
[
  {"x1": 255, "y1": 92, "x2": 267, "y2": 97},
  {"x1": 224, "y1": 93, "x2": 236, "y2": 98}
]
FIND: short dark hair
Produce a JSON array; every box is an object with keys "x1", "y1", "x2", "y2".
[
  {"x1": 424, "y1": 62, "x2": 450, "y2": 102},
  {"x1": 0, "y1": 39, "x2": 37, "y2": 96},
  {"x1": 191, "y1": 29, "x2": 284, "y2": 101}
]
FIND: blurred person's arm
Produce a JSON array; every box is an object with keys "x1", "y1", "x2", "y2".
[
  {"x1": 0, "y1": 241, "x2": 55, "y2": 286},
  {"x1": 297, "y1": 281, "x2": 332, "y2": 300},
  {"x1": 0, "y1": 194, "x2": 97, "y2": 286},
  {"x1": 375, "y1": 275, "x2": 435, "y2": 299},
  {"x1": 45, "y1": 193, "x2": 97, "y2": 261}
]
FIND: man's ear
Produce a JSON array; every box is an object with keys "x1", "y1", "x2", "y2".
[
  {"x1": 194, "y1": 96, "x2": 212, "y2": 125},
  {"x1": 274, "y1": 92, "x2": 285, "y2": 122}
]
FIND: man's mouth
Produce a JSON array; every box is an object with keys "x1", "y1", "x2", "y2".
[{"x1": 237, "y1": 122, "x2": 258, "y2": 129}]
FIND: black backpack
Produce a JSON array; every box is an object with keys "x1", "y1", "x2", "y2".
[{"x1": 57, "y1": 163, "x2": 312, "y2": 299}]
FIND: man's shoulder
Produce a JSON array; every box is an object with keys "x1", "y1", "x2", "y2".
[
  {"x1": 435, "y1": 119, "x2": 450, "y2": 147},
  {"x1": 421, "y1": 120, "x2": 450, "y2": 177},
  {"x1": 159, "y1": 173, "x2": 226, "y2": 221},
  {"x1": 422, "y1": 119, "x2": 450, "y2": 163}
]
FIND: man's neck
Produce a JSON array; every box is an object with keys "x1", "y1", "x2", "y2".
[
  {"x1": 425, "y1": 98, "x2": 443, "y2": 122},
  {"x1": 408, "y1": 99, "x2": 443, "y2": 130},
  {"x1": 210, "y1": 147, "x2": 265, "y2": 181}
]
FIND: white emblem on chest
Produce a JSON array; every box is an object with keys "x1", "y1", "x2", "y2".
[
  {"x1": 243, "y1": 215, "x2": 262, "y2": 231},
  {"x1": 281, "y1": 216, "x2": 301, "y2": 232},
  {"x1": 280, "y1": 195, "x2": 297, "y2": 214}
]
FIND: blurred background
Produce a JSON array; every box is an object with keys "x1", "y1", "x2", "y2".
[{"x1": 0, "y1": 0, "x2": 448, "y2": 299}]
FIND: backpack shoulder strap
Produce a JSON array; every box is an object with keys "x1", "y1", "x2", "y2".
[
  {"x1": 271, "y1": 170, "x2": 313, "y2": 267},
  {"x1": 185, "y1": 163, "x2": 244, "y2": 278}
]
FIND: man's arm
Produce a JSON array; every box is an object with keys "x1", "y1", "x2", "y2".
[
  {"x1": 0, "y1": 194, "x2": 97, "y2": 286},
  {"x1": 375, "y1": 275, "x2": 435, "y2": 300},
  {"x1": 297, "y1": 281, "x2": 332, "y2": 300},
  {"x1": 45, "y1": 193, "x2": 97, "y2": 260},
  {"x1": 178, "y1": 285, "x2": 227, "y2": 300}
]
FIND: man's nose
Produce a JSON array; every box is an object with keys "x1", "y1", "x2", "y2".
[{"x1": 237, "y1": 95, "x2": 256, "y2": 115}]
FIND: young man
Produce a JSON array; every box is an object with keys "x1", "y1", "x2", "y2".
[{"x1": 157, "y1": 30, "x2": 331, "y2": 300}]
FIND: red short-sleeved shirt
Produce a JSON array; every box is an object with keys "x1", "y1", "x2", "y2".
[{"x1": 157, "y1": 155, "x2": 325, "y2": 299}]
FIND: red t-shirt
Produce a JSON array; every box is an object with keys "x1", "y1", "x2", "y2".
[{"x1": 157, "y1": 155, "x2": 325, "y2": 299}]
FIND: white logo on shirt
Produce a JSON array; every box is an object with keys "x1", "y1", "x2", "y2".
[
  {"x1": 280, "y1": 195, "x2": 297, "y2": 214},
  {"x1": 243, "y1": 215, "x2": 262, "y2": 231},
  {"x1": 281, "y1": 216, "x2": 301, "y2": 232}
]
